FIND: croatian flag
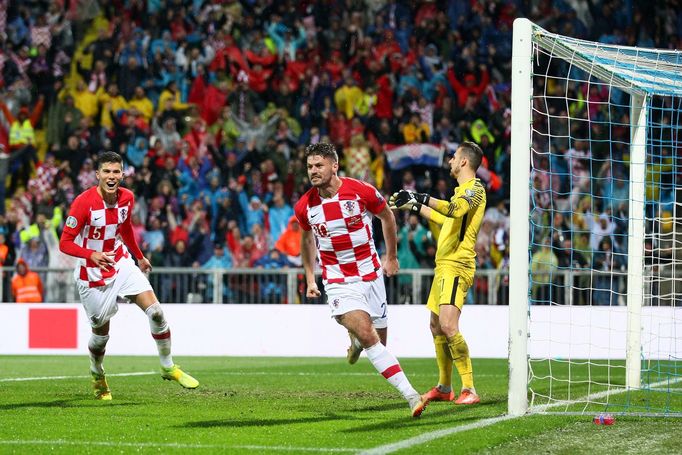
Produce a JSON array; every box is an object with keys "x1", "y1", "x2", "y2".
[{"x1": 384, "y1": 144, "x2": 445, "y2": 170}]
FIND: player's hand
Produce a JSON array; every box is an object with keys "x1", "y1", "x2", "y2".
[
  {"x1": 412, "y1": 192, "x2": 430, "y2": 205},
  {"x1": 138, "y1": 256, "x2": 152, "y2": 273},
  {"x1": 91, "y1": 251, "x2": 115, "y2": 272},
  {"x1": 306, "y1": 282, "x2": 321, "y2": 298},
  {"x1": 389, "y1": 190, "x2": 420, "y2": 212},
  {"x1": 383, "y1": 256, "x2": 399, "y2": 277},
  {"x1": 388, "y1": 190, "x2": 414, "y2": 209}
]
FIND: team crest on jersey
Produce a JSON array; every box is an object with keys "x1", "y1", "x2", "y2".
[
  {"x1": 118, "y1": 206, "x2": 128, "y2": 223},
  {"x1": 331, "y1": 298, "x2": 340, "y2": 308},
  {"x1": 65, "y1": 216, "x2": 78, "y2": 228},
  {"x1": 343, "y1": 201, "x2": 355, "y2": 213}
]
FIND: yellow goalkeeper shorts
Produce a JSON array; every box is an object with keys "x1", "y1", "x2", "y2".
[{"x1": 426, "y1": 270, "x2": 470, "y2": 314}]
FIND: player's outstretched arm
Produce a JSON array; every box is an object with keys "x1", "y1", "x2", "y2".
[{"x1": 388, "y1": 190, "x2": 446, "y2": 225}]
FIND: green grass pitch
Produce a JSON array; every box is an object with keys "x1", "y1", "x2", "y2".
[{"x1": 1, "y1": 356, "x2": 681, "y2": 454}]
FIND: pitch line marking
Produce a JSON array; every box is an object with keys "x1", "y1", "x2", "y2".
[
  {"x1": 358, "y1": 414, "x2": 516, "y2": 455},
  {"x1": 361, "y1": 376, "x2": 682, "y2": 454},
  {"x1": 0, "y1": 440, "x2": 357, "y2": 452},
  {"x1": 0, "y1": 371, "x2": 496, "y2": 382},
  {"x1": 0, "y1": 371, "x2": 157, "y2": 382}
]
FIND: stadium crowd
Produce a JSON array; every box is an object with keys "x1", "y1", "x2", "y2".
[{"x1": 0, "y1": 0, "x2": 680, "y2": 304}]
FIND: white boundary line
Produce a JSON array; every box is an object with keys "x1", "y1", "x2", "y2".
[
  {"x1": 0, "y1": 371, "x2": 498, "y2": 382},
  {"x1": 0, "y1": 371, "x2": 156, "y2": 382},
  {"x1": 358, "y1": 415, "x2": 516, "y2": 455},
  {"x1": 0, "y1": 440, "x2": 357, "y2": 452},
  {"x1": 361, "y1": 375, "x2": 682, "y2": 454}
]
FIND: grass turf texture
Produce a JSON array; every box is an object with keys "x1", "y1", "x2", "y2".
[{"x1": 1, "y1": 356, "x2": 681, "y2": 454}]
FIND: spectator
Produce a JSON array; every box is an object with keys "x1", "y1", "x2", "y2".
[
  {"x1": 530, "y1": 237, "x2": 558, "y2": 303},
  {"x1": 254, "y1": 249, "x2": 295, "y2": 303},
  {"x1": 11, "y1": 258, "x2": 43, "y2": 303},
  {"x1": 0, "y1": 95, "x2": 44, "y2": 195},
  {"x1": 397, "y1": 213, "x2": 428, "y2": 303},
  {"x1": 402, "y1": 112, "x2": 430, "y2": 144},
  {"x1": 274, "y1": 216, "x2": 302, "y2": 266},
  {"x1": 592, "y1": 237, "x2": 624, "y2": 306},
  {"x1": 201, "y1": 243, "x2": 234, "y2": 303},
  {"x1": 267, "y1": 192, "x2": 293, "y2": 249}
]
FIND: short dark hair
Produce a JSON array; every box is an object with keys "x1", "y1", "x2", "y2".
[
  {"x1": 305, "y1": 142, "x2": 338, "y2": 163},
  {"x1": 97, "y1": 151, "x2": 123, "y2": 169},
  {"x1": 459, "y1": 141, "x2": 483, "y2": 171}
]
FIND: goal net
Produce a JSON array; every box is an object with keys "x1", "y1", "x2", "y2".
[{"x1": 509, "y1": 18, "x2": 682, "y2": 417}]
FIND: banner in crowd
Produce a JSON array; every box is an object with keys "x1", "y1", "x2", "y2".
[{"x1": 384, "y1": 144, "x2": 444, "y2": 170}]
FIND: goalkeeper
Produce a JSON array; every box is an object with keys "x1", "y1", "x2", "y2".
[{"x1": 389, "y1": 141, "x2": 486, "y2": 406}]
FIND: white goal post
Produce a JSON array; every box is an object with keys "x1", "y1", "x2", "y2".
[{"x1": 509, "y1": 18, "x2": 682, "y2": 417}]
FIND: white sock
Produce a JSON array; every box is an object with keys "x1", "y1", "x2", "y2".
[
  {"x1": 145, "y1": 303, "x2": 174, "y2": 368},
  {"x1": 365, "y1": 342, "x2": 418, "y2": 400},
  {"x1": 88, "y1": 334, "x2": 109, "y2": 375}
]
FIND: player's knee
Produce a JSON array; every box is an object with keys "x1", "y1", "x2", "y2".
[
  {"x1": 429, "y1": 318, "x2": 440, "y2": 335},
  {"x1": 439, "y1": 321, "x2": 458, "y2": 338},
  {"x1": 145, "y1": 303, "x2": 166, "y2": 324}
]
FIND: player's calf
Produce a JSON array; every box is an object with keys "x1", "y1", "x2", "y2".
[{"x1": 346, "y1": 331, "x2": 363, "y2": 365}]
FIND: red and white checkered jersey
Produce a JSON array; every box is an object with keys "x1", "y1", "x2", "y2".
[
  {"x1": 61, "y1": 187, "x2": 137, "y2": 288},
  {"x1": 294, "y1": 177, "x2": 387, "y2": 284}
]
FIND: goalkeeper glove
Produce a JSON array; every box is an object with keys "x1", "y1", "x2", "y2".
[
  {"x1": 412, "y1": 192, "x2": 430, "y2": 205},
  {"x1": 388, "y1": 190, "x2": 422, "y2": 213}
]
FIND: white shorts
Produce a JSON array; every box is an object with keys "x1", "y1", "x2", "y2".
[
  {"x1": 77, "y1": 256, "x2": 153, "y2": 328},
  {"x1": 325, "y1": 277, "x2": 388, "y2": 329}
]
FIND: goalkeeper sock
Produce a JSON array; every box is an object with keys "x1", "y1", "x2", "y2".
[
  {"x1": 88, "y1": 334, "x2": 109, "y2": 375},
  {"x1": 434, "y1": 335, "x2": 453, "y2": 391},
  {"x1": 365, "y1": 342, "x2": 418, "y2": 400},
  {"x1": 145, "y1": 303, "x2": 174, "y2": 369},
  {"x1": 447, "y1": 332, "x2": 474, "y2": 390}
]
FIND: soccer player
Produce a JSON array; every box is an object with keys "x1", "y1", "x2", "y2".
[
  {"x1": 390, "y1": 141, "x2": 486, "y2": 406},
  {"x1": 59, "y1": 151, "x2": 198, "y2": 400},
  {"x1": 296, "y1": 143, "x2": 428, "y2": 418}
]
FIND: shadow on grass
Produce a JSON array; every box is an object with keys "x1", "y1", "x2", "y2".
[
  {"x1": 0, "y1": 399, "x2": 143, "y2": 410},
  {"x1": 181, "y1": 413, "x2": 349, "y2": 429},
  {"x1": 342, "y1": 411, "x2": 504, "y2": 433},
  {"x1": 350, "y1": 395, "x2": 505, "y2": 414}
]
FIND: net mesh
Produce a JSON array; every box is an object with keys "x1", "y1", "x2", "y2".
[{"x1": 526, "y1": 27, "x2": 682, "y2": 415}]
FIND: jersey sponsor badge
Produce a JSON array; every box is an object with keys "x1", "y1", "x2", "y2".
[
  {"x1": 375, "y1": 189, "x2": 384, "y2": 202},
  {"x1": 65, "y1": 216, "x2": 78, "y2": 229},
  {"x1": 465, "y1": 189, "x2": 476, "y2": 198}
]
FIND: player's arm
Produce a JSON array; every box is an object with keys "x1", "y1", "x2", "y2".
[
  {"x1": 390, "y1": 188, "x2": 483, "y2": 220},
  {"x1": 387, "y1": 190, "x2": 448, "y2": 225},
  {"x1": 300, "y1": 228, "x2": 321, "y2": 298},
  {"x1": 375, "y1": 204, "x2": 399, "y2": 277},
  {"x1": 427, "y1": 196, "x2": 475, "y2": 219},
  {"x1": 59, "y1": 202, "x2": 115, "y2": 272}
]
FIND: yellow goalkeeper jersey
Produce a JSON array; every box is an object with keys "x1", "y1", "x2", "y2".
[{"x1": 432, "y1": 178, "x2": 487, "y2": 283}]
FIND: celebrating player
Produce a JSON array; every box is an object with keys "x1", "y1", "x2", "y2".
[
  {"x1": 296, "y1": 142, "x2": 428, "y2": 418},
  {"x1": 390, "y1": 141, "x2": 486, "y2": 406},
  {"x1": 59, "y1": 151, "x2": 198, "y2": 400}
]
